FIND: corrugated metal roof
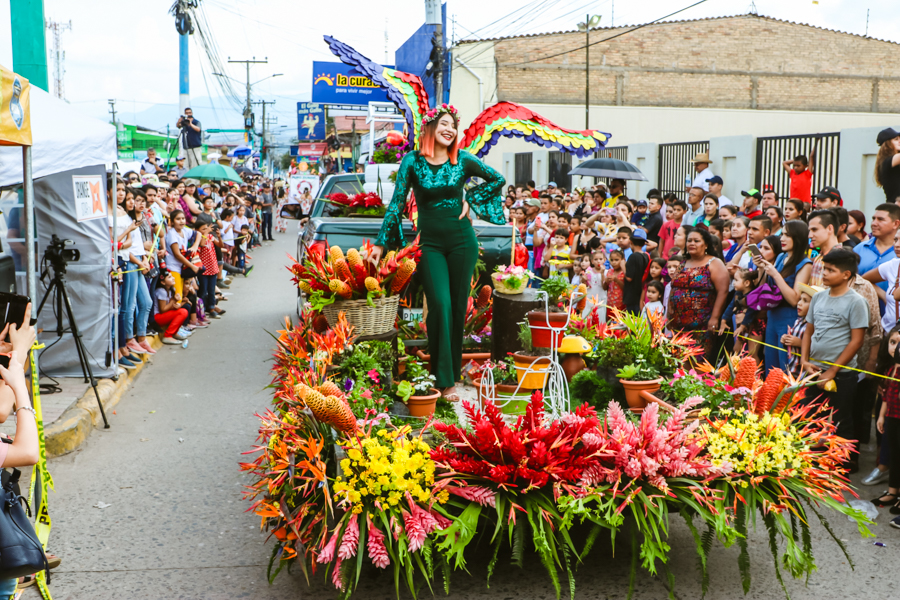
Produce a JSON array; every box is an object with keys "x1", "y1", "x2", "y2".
[{"x1": 455, "y1": 13, "x2": 899, "y2": 47}]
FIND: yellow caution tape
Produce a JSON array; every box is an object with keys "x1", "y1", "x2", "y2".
[
  {"x1": 735, "y1": 333, "x2": 900, "y2": 383},
  {"x1": 26, "y1": 342, "x2": 53, "y2": 600}
]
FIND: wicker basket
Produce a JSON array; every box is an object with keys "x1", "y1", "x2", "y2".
[{"x1": 322, "y1": 294, "x2": 400, "y2": 337}]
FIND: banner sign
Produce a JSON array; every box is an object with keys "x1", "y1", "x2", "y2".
[
  {"x1": 0, "y1": 66, "x2": 31, "y2": 146},
  {"x1": 311, "y1": 61, "x2": 393, "y2": 106},
  {"x1": 297, "y1": 102, "x2": 326, "y2": 142},
  {"x1": 72, "y1": 174, "x2": 108, "y2": 222}
]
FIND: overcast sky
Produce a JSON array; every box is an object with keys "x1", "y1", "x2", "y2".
[{"x1": 0, "y1": 0, "x2": 895, "y2": 146}]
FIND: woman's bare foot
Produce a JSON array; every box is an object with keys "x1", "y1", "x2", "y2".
[{"x1": 441, "y1": 387, "x2": 461, "y2": 403}]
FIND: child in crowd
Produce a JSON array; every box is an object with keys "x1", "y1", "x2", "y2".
[
  {"x1": 872, "y1": 325, "x2": 900, "y2": 524},
  {"x1": 571, "y1": 260, "x2": 583, "y2": 286},
  {"x1": 801, "y1": 249, "x2": 869, "y2": 471},
  {"x1": 663, "y1": 255, "x2": 683, "y2": 318},
  {"x1": 720, "y1": 220, "x2": 734, "y2": 252},
  {"x1": 641, "y1": 281, "x2": 665, "y2": 322},
  {"x1": 658, "y1": 200, "x2": 685, "y2": 259},
  {"x1": 643, "y1": 257, "x2": 666, "y2": 307},
  {"x1": 155, "y1": 271, "x2": 190, "y2": 345},
  {"x1": 546, "y1": 228, "x2": 572, "y2": 277},
  {"x1": 782, "y1": 153, "x2": 814, "y2": 204},
  {"x1": 584, "y1": 250, "x2": 607, "y2": 320},
  {"x1": 781, "y1": 288, "x2": 812, "y2": 377},
  {"x1": 604, "y1": 249, "x2": 626, "y2": 318},
  {"x1": 631, "y1": 200, "x2": 649, "y2": 228},
  {"x1": 193, "y1": 215, "x2": 223, "y2": 321},
  {"x1": 723, "y1": 268, "x2": 763, "y2": 354}
]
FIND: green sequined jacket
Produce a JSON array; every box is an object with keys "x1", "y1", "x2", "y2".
[{"x1": 374, "y1": 150, "x2": 506, "y2": 249}]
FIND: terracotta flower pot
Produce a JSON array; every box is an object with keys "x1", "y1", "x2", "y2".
[
  {"x1": 526, "y1": 310, "x2": 569, "y2": 348},
  {"x1": 560, "y1": 355, "x2": 587, "y2": 382},
  {"x1": 511, "y1": 352, "x2": 552, "y2": 389},
  {"x1": 405, "y1": 388, "x2": 441, "y2": 417},
  {"x1": 619, "y1": 378, "x2": 663, "y2": 410}
]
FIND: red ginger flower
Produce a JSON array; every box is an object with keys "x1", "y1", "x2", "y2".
[
  {"x1": 337, "y1": 514, "x2": 359, "y2": 560},
  {"x1": 366, "y1": 516, "x2": 390, "y2": 569},
  {"x1": 402, "y1": 509, "x2": 427, "y2": 552},
  {"x1": 317, "y1": 528, "x2": 338, "y2": 564}
]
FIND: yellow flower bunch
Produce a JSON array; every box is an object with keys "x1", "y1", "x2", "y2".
[
  {"x1": 703, "y1": 408, "x2": 809, "y2": 477},
  {"x1": 333, "y1": 426, "x2": 447, "y2": 514}
]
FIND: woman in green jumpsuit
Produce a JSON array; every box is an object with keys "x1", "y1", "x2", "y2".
[{"x1": 370, "y1": 107, "x2": 506, "y2": 401}]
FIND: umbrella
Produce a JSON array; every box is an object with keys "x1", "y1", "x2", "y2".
[
  {"x1": 569, "y1": 158, "x2": 648, "y2": 181},
  {"x1": 181, "y1": 162, "x2": 243, "y2": 184},
  {"x1": 230, "y1": 145, "x2": 252, "y2": 157},
  {"x1": 234, "y1": 165, "x2": 260, "y2": 176}
]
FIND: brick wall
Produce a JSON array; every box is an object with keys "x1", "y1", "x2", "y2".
[{"x1": 485, "y1": 15, "x2": 900, "y2": 113}]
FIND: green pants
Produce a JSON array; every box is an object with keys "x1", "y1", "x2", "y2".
[{"x1": 418, "y1": 208, "x2": 479, "y2": 388}]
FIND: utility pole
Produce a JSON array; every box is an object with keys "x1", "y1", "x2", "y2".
[
  {"x1": 108, "y1": 99, "x2": 118, "y2": 157},
  {"x1": 253, "y1": 99, "x2": 276, "y2": 163},
  {"x1": 229, "y1": 57, "x2": 268, "y2": 144},
  {"x1": 434, "y1": 21, "x2": 444, "y2": 105},
  {"x1": 46, "y1": 19, "x2": 72, "y2": 100}
]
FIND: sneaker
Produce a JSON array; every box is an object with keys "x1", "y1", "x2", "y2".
[
  {"x1": 138, "y1": 340, "x2": 157, "y2": 354},
  {"x1": 891, "y1": 515, "x2": 900, "y2": 530},
  {"x1": 213, "y1": 308, "x2": 226, "y2": 316},
  {"x1": 218, "y1": 282, "x2": 230, "y2": 289},
  {"x1": 186, "y1": 324, "x2": 198, "y2": 331},
  {"x1": 862, "y1": 467, "x2": 890, "y2": 486},
  {"x1": 243, "y1": 265, "x2": 254, "y2": 277},
  {"x1": 162, "y1": 337, "x2": 181, "y2": 345},
  {"x1": 193, "y1": 321, "x2": 209, "y2": 329},
  {"x1": 126, "y1": 339, "x2": 148, "y2": 354},
  {"x1": 118, "y1": 357, "x2": 137, "y2": 370},
  {"x1": 177, "y1": 327, "x2": 193, "y2": 338},
  {"x1": 206, "y1": 312, "x2": 220, "y2": 320}
]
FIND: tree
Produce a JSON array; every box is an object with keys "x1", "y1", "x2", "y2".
[{"x1": 278, "y1": 151, "x2": 293, "y2": 171}]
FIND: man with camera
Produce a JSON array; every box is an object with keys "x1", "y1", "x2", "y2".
[{"x1": 176, "y1": 108, "x2": 203, "y2": 169}]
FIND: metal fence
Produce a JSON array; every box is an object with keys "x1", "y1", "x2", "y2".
[
  {"x1": 514, "y1": 153, "x2": 532, "y2": 187},
  {"x1": 755, "y1": 133, "x2": 840, "y2": 202},
  {"x1": 548, "y1": 151, "x2": 573, "y2": 192},
  {"x1": 657, "y1": 141, "x2": 710, "y2": 201}
]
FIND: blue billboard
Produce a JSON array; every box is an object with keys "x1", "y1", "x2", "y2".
[
  {"x1": 311, "y1": 61, "x2": 393, "y2": 105},
  {"x1": 297, "y1": 102, "x2": 326, "y2": 141}
]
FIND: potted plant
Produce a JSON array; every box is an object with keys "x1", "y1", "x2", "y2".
[
  {"x1": 511, "y1": 321, "x2": 552, "y2": 389},
  {"x1": 527, "y1": 273, "x2": 571, "y2": 348},
  {"x1": 616, "y1": 360, "x2": 662, "y2": 410},
  {"x1": 395, "y1": 359, "x2": 439, "y2": 417},
  {"x1": 471, "y1": 357, "x2": 531, "y2": 415},
  {"x1": 491, "y1": 265, "x2": 532, "y2": 295}
]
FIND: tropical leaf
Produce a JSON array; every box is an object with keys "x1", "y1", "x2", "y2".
[
  {"x1": 763, "y1": 511, "x2": 790, "y2": 600},
  {"x1": 736, "y1": 503, "x2": 751, "y2": 594}
]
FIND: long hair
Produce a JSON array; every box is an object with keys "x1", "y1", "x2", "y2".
[
  {"x1": 876, "y1": 324, "x2": 900, "y2": 377},
  {"x1": 418, "y1": 113, "x2": 459, "y2": 165},
  {"x1": 875, "y1": 140, "x2": 897, "y2": 188},
  {"x1": 785, "y1": 198, "x2": 808, "y2": 223},
  {"x1": 780, "y1": 220, "x2": 809, "y2": 277}
]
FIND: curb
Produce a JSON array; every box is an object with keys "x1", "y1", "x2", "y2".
[{"x1": 44, "y1": 337, "x2": 164, "y2": 458}]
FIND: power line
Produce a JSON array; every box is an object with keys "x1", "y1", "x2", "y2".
[{"x1": 503, "y1": 0, "x2": 711, "y2": 67}]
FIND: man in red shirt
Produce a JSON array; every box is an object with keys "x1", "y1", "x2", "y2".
[
  {"x1": 782, "y1": 153, "x2": 815, "y2": 204},
  {"x1": 739, "y1": 189, "x2": 763, "y2": 219}
]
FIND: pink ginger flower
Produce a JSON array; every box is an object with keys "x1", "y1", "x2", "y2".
[
  {"x1": 367, "y1": 516, "x2": 390, "y2": 569},
  {"x1": 389, "y1": 515, "x2": 402, "y2": 540},
  {"x1": 402, "y1": 509, "x2": 427, "y2": 552},
  {"x1": 447, "y1": 485, "x2": 497, "y2": 507},
  {"x1": 316, "y1": 529, "x2": 339, "y2": 564},
  {"x1": 332, "y1": 557, "x2": 344, "y2": 590},
  {"x1": 337, "y1": 514, "x2": 359, "y2": 560},
  {"x1": 430, "y1": 510, "x2": 452, "y2": 530},
  {"x1": 582, "y1": 431, "x2": 604, "y2": 450}
]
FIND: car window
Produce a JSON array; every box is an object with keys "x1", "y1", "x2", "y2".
[{"x1": 330, "y1": 178, "x2": 364, "y2": 196}]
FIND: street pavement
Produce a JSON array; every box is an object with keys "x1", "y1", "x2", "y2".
[{"x1": 36, "y1": 230, "x2": 900, "y2": 599}]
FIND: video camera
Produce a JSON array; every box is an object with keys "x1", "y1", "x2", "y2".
[{"x1": 44, "y1": 234, "x2": 80, "y2": 273}]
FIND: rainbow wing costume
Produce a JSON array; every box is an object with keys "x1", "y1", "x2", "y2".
[
  {"x1": 460, "y1": 101, "x2": 610, "y2": 158},
  {"x1": 323, "y1": 35, "x2": 428, "y2": 149}
]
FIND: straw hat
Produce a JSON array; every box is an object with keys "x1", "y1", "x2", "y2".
[
  {"x1": 799, "y1": 283, "x2": 825, "y2": 298},
  {"x1": 689, "y1": 152, "x2": 712, "y2": 164}
]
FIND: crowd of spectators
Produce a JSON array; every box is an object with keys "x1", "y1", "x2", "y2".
[
  {"x1": 506, "y1": 127, "x2": 900, "y2": 524},
  {"x1": 107, "y1": 167, "x2": 285, "y2": 364}
]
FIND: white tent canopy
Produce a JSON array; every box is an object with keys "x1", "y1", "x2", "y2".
[{"x1": 0, "y1": 85, "x2": 115, "y2": 187}]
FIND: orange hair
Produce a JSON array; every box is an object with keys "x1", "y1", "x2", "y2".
[{"x1": 418, "y1": 114, "x2": 459, "y2": 164}]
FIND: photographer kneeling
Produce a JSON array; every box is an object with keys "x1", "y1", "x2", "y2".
[
  {"x1": 175, "y1": 108, "x2": 203, "y2": 170},
  {"x1": 0, "y1": 304, "x2": 46, "y2": 594}
]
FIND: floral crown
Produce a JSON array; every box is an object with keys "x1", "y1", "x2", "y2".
[{"x1": 421, "y1": 104, "x2": 458, "y2": 127}]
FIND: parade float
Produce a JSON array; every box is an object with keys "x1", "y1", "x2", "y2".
[{"x1": 242, "y1": 246, "x2": 873, "y2": 600}]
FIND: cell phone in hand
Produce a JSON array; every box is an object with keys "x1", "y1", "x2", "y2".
[
  {"x1": 0, "y1": 293, "x2": 31, "y2": 332},
  {"x1": 747, "y1": 244, "x2": 761, "y2": 258}
]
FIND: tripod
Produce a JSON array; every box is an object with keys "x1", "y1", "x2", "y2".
[{"x1": 35, "y1": 261, "x2": 110, "y2": 429}]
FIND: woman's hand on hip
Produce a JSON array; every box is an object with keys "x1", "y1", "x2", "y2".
[
  {"x1": 459, "y1": 200, "x2": 470, "y2": 220},
  {"x1": 368, "y1": 245, "x2": 384, "y2": 266}
]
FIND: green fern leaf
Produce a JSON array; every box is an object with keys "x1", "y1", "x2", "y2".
[
  {"x1": 806, "y1": 501, "x2": 855, "y2": 570},
  {"x1": 736, "y1": 503, "x2": 751, "y2": 595},
  {"x1": 511, "y1": 520, "x2": 527, "y2": 569},
  {"x1": 562, "y1": 541, "x2": 576, "y2": 600},
  {"x1": 487, "y1": 535, "x2": 502, "y2": 587},
  {"x1": 763, "y1": 511, "x2": 791, "y2": 600},
  {"x1": 579, "y1": 523, "x2": 602, "y2": 563},
  {"x1": 681, "y1": 511, "x2": 709, "y2": 598}
]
